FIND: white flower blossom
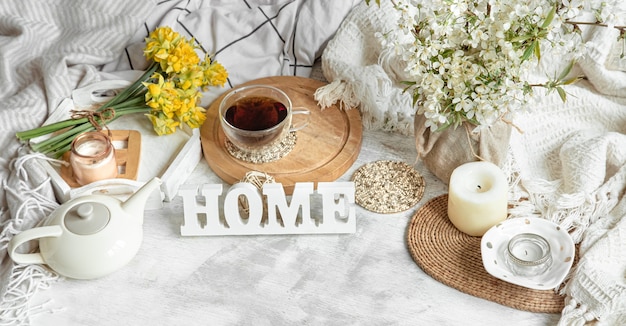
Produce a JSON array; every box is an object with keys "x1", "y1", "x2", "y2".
[{"x1": 382, "y1": 0, "x2": 620, "y2": 129}]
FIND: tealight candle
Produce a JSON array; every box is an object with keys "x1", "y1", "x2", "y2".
[
  {"x1": 504, "y1": 233, "x2": 553, "y2": 277},
  {"x1": 447, "y1": 161, "x2": 508, "y2": 236},
  {"x1": 70, "y1": 131, "x2": 118, "y2": 186}
]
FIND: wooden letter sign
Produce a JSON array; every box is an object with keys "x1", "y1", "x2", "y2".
[{"x1": 178, "y1": 182, "x2": 356, "y2": 236}]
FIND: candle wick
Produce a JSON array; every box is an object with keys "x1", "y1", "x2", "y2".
[{"x1": 476, "y1": 185, "x2": 482, "y2": 190}]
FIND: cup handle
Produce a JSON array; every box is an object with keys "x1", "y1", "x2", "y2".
[
  {"x1": 290, "y1": 107, "x2": 311, "y2": 132},
  {"x1": 8, "y1": 225, "x2": 63, "y2": 265}
]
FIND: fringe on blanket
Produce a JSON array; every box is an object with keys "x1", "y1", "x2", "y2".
[
  {"x1": 313, "y1": 0, "x2": 415, "y2": 136},
  {"x1": 558, "y1": 271, "x2": 626, "y2": 326},
  {"x1": 0, "y1": 265, "x2": 60, "y2": 325},
  {"x1": 313, "y1": 64, "x2": 415, "y2": 135},
  {"x1": 557, "y1": 196, "x2": 626, "y2": 326},
  {"x1": 1, "y1": 152, "x2": 62, "y2": 325},
  {"x1": 506, "y1": 159, "x2": 626, "y2": 244}
]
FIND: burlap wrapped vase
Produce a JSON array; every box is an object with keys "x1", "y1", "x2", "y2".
[{"x1": 414, "y1": 114, "x2": 512, "y2": 184}]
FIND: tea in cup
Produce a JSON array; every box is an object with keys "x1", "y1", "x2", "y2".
[{"x1": 219, "y1": 85, "x2": 310, "y2": 155}]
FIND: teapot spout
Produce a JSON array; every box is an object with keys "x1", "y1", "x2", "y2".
[{"x1": 121, "y1": 177, "x2": 162, "y2": 223}]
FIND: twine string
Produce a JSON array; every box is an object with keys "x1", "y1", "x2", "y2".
[
  {"x1": 464, "y1": 122, "x2": 486, "y2": 162},
  {"x1": 70, "y1": 108, "x2": 116, "y2": 136}
]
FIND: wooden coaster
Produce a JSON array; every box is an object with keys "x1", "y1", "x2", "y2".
[
  {"x1": 60, "y1": 130, "x2": 141, "y2": 187},
  {"x1": 351, "y1": 160, "x2": 425, "y2": 213},
  {"x1": 407, "y1": 194, "x2": 568, "y2": 313},
  {"x1": 200, "y1": 76, "x2": 362, "y2": 195}
]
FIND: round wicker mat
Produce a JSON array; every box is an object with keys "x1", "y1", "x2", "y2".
[
  {"x1": 225, "y1": 132, "x2": 297, "y2": 164},
  {"x1": 352, "y1": 160, "x2": 425, "y2": 213},
  {"x1": 407, "y1": 194, "x2": 566, "y2": 313}
]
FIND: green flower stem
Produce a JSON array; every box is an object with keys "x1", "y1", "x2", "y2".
[
  {"x1": 32, "y1": 122, "x2": 94, "y2": 153},
  {"x1": 33, "y1": 105, "x2": 151, "y2": 157},
  {"x1": 16, "y1": 117, "x2": 90, "y2": 141},
  {"x1": 108, "y1": 96, "x2": 146, "y2": 109},
  {"x1": 99, "y1": 63, "x2": 158, "y2": 109},
  {"x1": 125, "y1": 88, "x2": 148, "y2": 102},
  {"x1": 16, "y1": 61, "x2": 158, "y2": 157},
  {"x1": 17, "y1": 98, "x2": 149, "y2": 143},
  {"x1": 51, "y1": 144, "x2": 72, "y2": 159}
]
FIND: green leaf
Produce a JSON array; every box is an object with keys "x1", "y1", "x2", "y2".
[
  {"x1": 434, "y1": 121, "x2": 452, "y2": 132},
  {"x1": 541, "y1": 5, "x2": 556, "y2": 29},
  {"x1": 556, "y1": 87, "x2": 567, "y2": 102},
  {"x1": 510, "y1": 35, "x2": 532, "y2": 43},
  {"x1": 533, "y1": 40, "x2": 541, "y2": 61},
  {"x1": 557, "y1": 61, "x2": 575, "y2": 81},
  {"x1": 563, "y1": 76, "x2": 583, "y2": 85},
  {"x1": 521, "y1": 43, "x2": 535, "y2": 62}
]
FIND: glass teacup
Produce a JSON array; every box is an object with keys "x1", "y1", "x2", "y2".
[{"x1": 219, "y1": 85, "x2": 310, "y2": 155}]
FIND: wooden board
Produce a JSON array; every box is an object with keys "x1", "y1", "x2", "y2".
[
  {"x1": 200, "y1": 76, "x2": 362, "y2": 194},
  {"x1": 60, "y1": 130, "x2": 141, "y2": 187}
]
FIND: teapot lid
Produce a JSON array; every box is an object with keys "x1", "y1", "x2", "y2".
[{"x1": 64, "y1": 203, "x2": 110, "y2": 235}]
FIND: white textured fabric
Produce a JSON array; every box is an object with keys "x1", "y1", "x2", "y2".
[
  {"x1": 315, "y1": 1, "x2": 626, "y2": 324},
  {"x1": 314, "y1": 1, "x2": 415, "y2": 135},
  {"x1": 102, "y1": 0, "x2": 361, "y2": 104},
  {"x1": 508, "y1": 69, "x2": 626, "y2": 326},
  {"x1": 0, "y1": 1, "x2": 157, "y2": 323},
  {"x1": 0, "y1": 0, "x2": 359, "y2": 324}
]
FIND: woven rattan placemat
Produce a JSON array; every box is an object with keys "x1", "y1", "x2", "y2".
[
  {"x1": 225, "y1": 132, "x2": 297, "y2": 164},
  {"x1": 407, "y1": 194, "x2": 566, "y2": 313}
]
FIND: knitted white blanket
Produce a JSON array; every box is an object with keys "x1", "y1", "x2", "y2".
[
  {"x1": 0, "y1": 0, "x2": 358, "y2": 324},
  {"x1": 314, "y1": 2, "x2": 626, "y2": 325},
  {"x1": 0, "y1": 1, "x2": 156, "y2": 323}
]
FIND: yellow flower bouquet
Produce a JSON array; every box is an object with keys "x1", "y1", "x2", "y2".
[{"x1": 16, "y1": 26, "x2": 228, "y2": 158}]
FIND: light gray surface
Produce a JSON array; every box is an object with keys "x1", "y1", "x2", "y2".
[{"x1": 30, "y1": 128, "x2": 561, "y2": 326}]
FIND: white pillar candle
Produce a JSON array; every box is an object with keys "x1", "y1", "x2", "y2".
[{"x1": 447, "y1": 161, "x2": 508, "y2": 236}]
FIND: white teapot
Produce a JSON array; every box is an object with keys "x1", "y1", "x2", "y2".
[{"x1": 8, "y1": 177, "x2": 162, "y2": 279}]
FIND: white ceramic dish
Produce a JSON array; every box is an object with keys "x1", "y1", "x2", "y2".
[{"x1": 480, "y1": 217, "x2": 575, "y2": 290}]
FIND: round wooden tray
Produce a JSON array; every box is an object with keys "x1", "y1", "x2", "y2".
[{"x1": 200, "y1": 76, "x2": 362, "y2": 194}]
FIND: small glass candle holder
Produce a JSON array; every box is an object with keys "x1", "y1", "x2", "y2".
[
  {"x1": 70, "y1": 131, "x2": 118, "y2": 186},
  {"x1": 505, "y1": 233, "x2": 553, "y2": 277}
]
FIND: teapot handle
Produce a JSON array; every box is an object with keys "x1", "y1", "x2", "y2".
[{"x1": 8, "y1": 225, "x2": 63, "y2": 265}]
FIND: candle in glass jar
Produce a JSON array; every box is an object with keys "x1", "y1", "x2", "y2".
[
  {"x1": 447, "y1": 161, "x2": 508, "y2": 236},
  {"x1": 505, "y1": 233, "x2": 553, "y2": 277},
  {"x1": 70, "y1": 131, "x2": 118, "y2": 186}
]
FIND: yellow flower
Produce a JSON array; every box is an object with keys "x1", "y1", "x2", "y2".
[
  {"x1": 141, "y1": 27, "x2": 225, "y2": 133},
  {"x1": 146, "y1": 112, "x2": 180, "y2": 136},
  {"x1": 187, "y1": 106, "x2": 207, "y2": 128},
  {"x1": 175, "y1": 89, "x2": 201, "y2": 120},
  {"x1": 164, "y1": 40, "x2": 200, "y2": 74},
  {"x1": 128, "y1": 27, "x2": 227, "y2": 134},
  {"x1": 144, "y1": 26, "x2": 201, "y2": 75},
  {"x1": 200, "y1": 56, "x2": 228, "y2": 89},
  {"x1": 17, "y1": 25, "x2": 229, "y2": 158},
  {"x1": 144, "y1": 26, "x2": 180, "y2": 62},
  {"x1": 147, "y1": 83, "x2": 161, "y2": 97},
  {"x1": 144, "y1": 73, "x2": 177, "y2": 115},
  {"x1": 176, "y1": 66, "x2": 204, "y2": 90}
]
